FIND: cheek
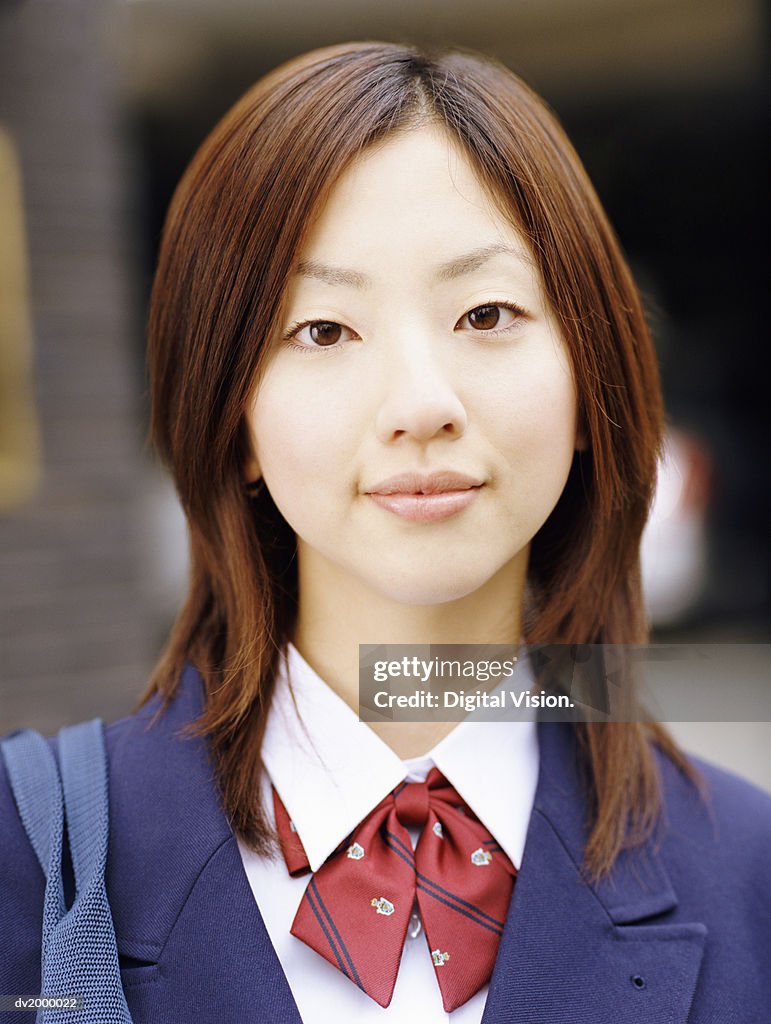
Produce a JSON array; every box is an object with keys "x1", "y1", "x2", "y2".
[
  {"x1": 528, "y1": 378, "x2": 576, "y2": 452},
  {"x1": 247, "y1": 370, "x2": 351, "y2": 504},
  {"x1": 491, "y1": 368, "x2": 578, "y2": 524},
  {"x1": 493, "y1": 356, "x2": 577, "y2": 459}
]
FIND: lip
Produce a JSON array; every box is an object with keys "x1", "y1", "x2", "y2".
[
  {"x1": 365, "y1": 471, "x2": 483, "y2": 495},
  {"x1": 367, "y1": 489, "x2": 481, "y2": 522},
  {"x1": 364, "y1": 471, "x2": 484, "y2": 523}
]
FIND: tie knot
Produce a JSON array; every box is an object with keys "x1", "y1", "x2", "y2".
[{"x1": 393, "y1": 779, "x2": 430, "y2": 828}]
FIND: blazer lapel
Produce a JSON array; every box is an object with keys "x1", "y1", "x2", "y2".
[
  {"x1": 482, "y1": 721, "x2": 707, "y2": 1023},
  {"x1": 105, "y1": 664, "x2": 303, "y2": 1023},
  {"x1": 129, "y1": 834, "x2": 304, "y2": 1022}
]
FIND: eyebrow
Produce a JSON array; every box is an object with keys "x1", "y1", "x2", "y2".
[
  {"x1": 294, "y1": 259, "x2": 370, "y2": 289},
  {"x1": 435, "y1": 242, "x2": 532, "y2": 282},
  {"x1": 294, "y1": 243, "x2": 530, "y2": 290}
]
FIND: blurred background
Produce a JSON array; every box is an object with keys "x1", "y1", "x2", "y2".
[{"x1": 0, "y1": 0, "x2": 768, "y2": 788}]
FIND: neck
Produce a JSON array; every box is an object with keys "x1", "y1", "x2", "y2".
[{"x1": 291, "y1": 551, "x2": 527, "y2": 759}]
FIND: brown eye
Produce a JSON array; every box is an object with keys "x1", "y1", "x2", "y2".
[
  {"x1": 457, "y1": 302, "x2": 525, "y2": 335},
  {"x1": 287, "y1": 319, "x2": 358, "y2": 350},
  {"x1": 468, "y1": 305, "x2": 502, "y2": 330},
  {"x1": 309, "y1": 322, "x2": 343, "y2": 346}
]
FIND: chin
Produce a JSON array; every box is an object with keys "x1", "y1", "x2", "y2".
[{"x1": 371, "y1": 568, "x2": 491, "y2": 607}]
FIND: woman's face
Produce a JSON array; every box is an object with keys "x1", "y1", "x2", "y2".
[{"x1": 244, "y1": 124, "x2": 579, "y2": 607}]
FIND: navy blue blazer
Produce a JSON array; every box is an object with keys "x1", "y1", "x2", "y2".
[{"x1": 1, "y1": 663, "x2": 770, "y2": 1023}]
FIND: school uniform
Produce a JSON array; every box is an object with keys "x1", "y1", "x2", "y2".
[{"x1": 1, "y1": 648, "x2": 770, "y2": 1023}]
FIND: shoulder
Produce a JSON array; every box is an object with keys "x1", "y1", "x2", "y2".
[
  {"x1": 1, "y1": 665, "x2": 230, "y2": 991},
  {"x1": 0, "y1": 718, "x2": 111, "y2": 932},
  {"x1": 0, "y1": 671, "x2": 207, "y2": 991},
  {"x1": 655, "y1": 743, "x2": 771, "y2": 857},
  {"x1": 646, "y1": 745, "x2": 771, "y2": 1017},
  {"x1": 652, "y1": 743, "x2": 771, "y2": 924}
]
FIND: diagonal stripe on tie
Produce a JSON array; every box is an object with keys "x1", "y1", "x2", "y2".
[
  {"x1": 416, "y1": 879, "x2": 505, "y2": 935},
  {"x1": 383, "y1": 828, "x2": 416, "y2": 866},
  {"x1": 416, "y1": 870, "x2": 506, "y2": 929},
  {"x1": 306, "y1": 877, "x2": 366, "y2": 989}
]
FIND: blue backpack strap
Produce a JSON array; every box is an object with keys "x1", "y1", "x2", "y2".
[
  {"x1": 57, "y1": 721, "x2": 112, "y2": 908},
  {"x1": 0, "y1": 729, "x2": 67, "y2": 949},
  {"x1": 1, "y1": 721, "x2": 133, "y2": 1024}
]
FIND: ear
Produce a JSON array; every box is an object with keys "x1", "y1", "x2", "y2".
[
  {"x1": 573, "y1": 409, "x2": 585, "y2": 454},
  {"x1": 241, "y1": 414, "x2": 261, "y2": 483},
  {"x1": 243, "y1": 452, "x2": 261, "y2": 484}
]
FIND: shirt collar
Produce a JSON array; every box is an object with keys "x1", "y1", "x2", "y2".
[{"x1": 261, "y1": 643, "x2": 539, "y2": 872}]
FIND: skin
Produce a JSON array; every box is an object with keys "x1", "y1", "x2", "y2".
[{"x1": 244, "y1": 123, "x2": 581, "y2": 756}]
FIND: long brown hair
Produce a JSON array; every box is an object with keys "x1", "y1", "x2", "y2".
[{"x1": 141, "y1": 40, "x2": 700, "y2": 880}]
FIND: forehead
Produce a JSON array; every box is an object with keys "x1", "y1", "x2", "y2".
[{"x1": 297, "y1": 123, "x2": 535, "y2": 277}]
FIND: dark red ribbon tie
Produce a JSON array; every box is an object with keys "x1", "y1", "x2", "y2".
[{"x1": 273, "y1": 767, "x2": 517, "y2": 1011}]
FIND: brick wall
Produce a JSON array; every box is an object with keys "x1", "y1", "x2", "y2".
[{"x1": 0, "y1": 0, "x2": 166, "y2": 733}]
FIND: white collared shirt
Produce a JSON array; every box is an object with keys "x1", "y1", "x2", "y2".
[{"x1": 237, "y1": 643, "x2": 539, "y2": 1023}]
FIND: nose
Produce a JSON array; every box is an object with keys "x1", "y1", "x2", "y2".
[{"x1": 374, "y1": 333, "x2": 467, "y2": 445}]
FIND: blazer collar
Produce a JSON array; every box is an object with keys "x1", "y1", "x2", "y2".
[{"x1": 107, "y1": 663, "x2": 705, "y2": 1023}]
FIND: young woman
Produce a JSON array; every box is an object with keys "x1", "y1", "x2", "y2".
[{"x1": 1, "y1": 41, "x2": 769, "y2": 1024}]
